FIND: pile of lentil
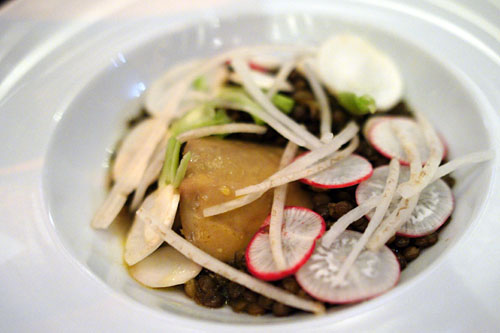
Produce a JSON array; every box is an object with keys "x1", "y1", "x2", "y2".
[{"x1": 124, "y1": 69, "x2": 455, "y2": 317}]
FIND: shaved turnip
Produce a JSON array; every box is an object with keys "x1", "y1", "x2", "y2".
[
  {"x1": 368, "y1": 117, "x2": 445, "y2": 165},
  {"x1": 316, "y1": 34, "x2": 403, "y2": 111},
  {"x1": 92, "y1": 118, "x2": 166, "y2": 229},
  {"x1": 159, "y1": 228, "x2": 325, "y2": 313},
  {"x1": 266, "y1": 59, "x2": 297, "y2": 99},
  {"x1": 356, "y1": 165, "x2": 454, "y2": 239},
  {"x1": 129, "y1": 246, "x2": 202, "y2": 288},
  {"x1": 301, "y1": 60, "x2": 332, "y2": 141},
  {"x1": 236, "y1": 122, "x2": 359, "y2": 196},
  {"x1": 202, "y1": 191, "x2": 265, "y2": 217},
  {"x1": 296, "y1": 231, "x2": 400, "y2": 304},
  {"x1": 229, "y1": 69, "x2": 293, "y2": 92},
  {"x1": 247, "y1": 207, "x2": 325, "y2": 281},
  {"x1": 130, "y1": 134, "x2": 169, "y2": 211},
  {"x1": 231, "y1": 57, "x2": 322, "y2": 149},
  {"x1": 300, "y1": 154, "x2": 372, "y2": 189},
  {"x1": 124, "y1": 214, "x2": 162, "y2": 266},
  {"x1": 176, "y1": 123, "x2": 267, "y2": 142},
  {"x1": 397, "y1": 112, "x2": 444, "y2": 198},
  {"x1": 269, "y1": 142, "x2": 298, "y2": 271},
  {"x1": 433, "y1": 150, "x2": 495, "y2": 180}
]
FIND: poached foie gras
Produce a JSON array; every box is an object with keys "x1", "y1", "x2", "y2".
[{"x1": 179, "y1": 138, "x2": 312, "y2": 262}]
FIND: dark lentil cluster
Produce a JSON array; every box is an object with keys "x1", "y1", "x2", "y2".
[{"x1": 127, "y1": 69, "x2": 455, "y2": 317}]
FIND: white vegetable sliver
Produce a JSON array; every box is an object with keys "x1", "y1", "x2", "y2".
[
  {"x1": 302, "y1": 60, "x2": 332, "y2": 142},
  {"x1": 203, "y1": 191, "x2": 265, "y2": 217},
  {"x1": 432, "y1": 150, "x2": 495, "y2": 181},
  {"x1": 91, "y1": 183, "x2": 128, "y2": 229},
  {"x1": 366, "y1": 194, "x2": 420, "y2": 251},
  {"x1": 229, "y1": 70, "x2": 293, "y2": 92},
  {"x1": 321, "y1": 194, "x2": 380, "y2": 248},
  {"x1": 236, "y1": 124, "x2": 359, "y2": 196},
  {"x1": 130, "y1": 134, "x2": 169, "y2": 211},
  {"x1": 176, "y1": 123, "x2": 267, "y2": 142},
  {"x1": 392, "y1": 122, "x2": 422, "y2": 183},
  {"x1": 331, "y1": 159, "x2": 399, "y2": 286},
  {"x1": 124, "y1": 214, "x2": 163, "y2": 266},
  {"x1": 213, "y1": 101, "x2": 308, "y2": 148},
  {"x1": 269, "y1": 142, "x2": 298, "y2": 271},
  {"x1": 397, "y1": 112, "x2": 443, "y2": 198},
  {"x1": 266, "y1": 59, "x2": 297, "y2": 99},
  {"x1": 137, "y1": 185, "x2": 180, "y2": 232},
  {"x1": 159, "y1": 228, "x2": 325, "y2": 314},
  {"x1": 231, "y1": 57, "x2": 322, "y2": 149}
]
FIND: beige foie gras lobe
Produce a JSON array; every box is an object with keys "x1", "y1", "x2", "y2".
[{"x1": 179, "y1": 138, "x2": 312, "y2": 262}]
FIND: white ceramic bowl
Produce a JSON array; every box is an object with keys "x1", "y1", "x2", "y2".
[{"x1": 41, "y1": 12, "x2": 495, "y2": 325}]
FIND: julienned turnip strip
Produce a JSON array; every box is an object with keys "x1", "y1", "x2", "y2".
[
  {"x1": 320, "y1": 194, "x2": 380, "y2": 248},
  {"x1": 159, "y1": 228, "x2": 325, "y2": 314},
  {"x1": 269, "y1": 142, "x2": 298, "y2": 271},
  {"x1": 235, "y1": 123, "x2": 359, "y2": 196},
  {"x1": 392, "y1": 122, "x2": 422, "y2": 184},
  {"x1": 176, "y1": 123, "x2": 267, "y2": 142},
  {"x1": 397, "y1": 112, "x2": 443, "y2": 198},
  {"x1": 331, "y1": 159, "x2": 400, "y2": 286},
  {"x1": 302, "y1": 60, "x2": 333, "y2": 142},
  {"x1": 231, "y1": 57, "x2": 322, "y2": 149},
  {"x1": 203, "y1": 191, "x2": 265, "y2": 217},
  {"x1": 366, "y1": 194, "x2": 420, "y2": 251},
  {"x1": 432, "y1": 150, "x2": 495, "y2": 181},
  {"x1": 212, "y1": 101, "x2": 308, "y2": 148},
  {"x1": 266, "y1": 59, "x2": 297, "y2": 99},
  {"x1": 236, "y1": 135, "x2": 359, "y2": 197}
]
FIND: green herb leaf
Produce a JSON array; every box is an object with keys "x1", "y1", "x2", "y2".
[
  {"x1": 168, "y1": 139, "x2": 181, "y2": 184},
  {"x1": 173, "y1": 152, "x2": 192, "y2": 188},
  {"x1": 337, "y1": 92, "x2": 377, "y2": 115},
  {"x1": 159, "y1": 137, "x2": 177, "y2": 186},
  {"x1": 192, "y1": 76, "x2": 207, "y2": 91},
  {"x1": 170, "y1": 104, "x2": 231, "y2": 137},
  {"x1": 271, "y1": 94, "x2": 294, "y2": 114}
]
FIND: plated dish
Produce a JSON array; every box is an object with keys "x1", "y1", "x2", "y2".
[{"x1": 90, "y1": 34, "x2": 492, "y2": 317}]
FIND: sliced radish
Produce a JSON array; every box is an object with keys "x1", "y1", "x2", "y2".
[
  {"x1": 300, "y1": 154, "x2": 373, "y2": 189},
  {"x1": 229, "y1": 69, "x2": 293, "y2": 92},
  {"x1": 316, "y1": 34, "x2": 403, "y2": 111},
  {"x1": 245, "y1": 207, "x2": 325, "y2": 281},
  {"x1": 356, "y1": 165, "x2": 454, "y2": 237},
  {"x1": 362, "y1": 116, "x2": 391, "y2": 139},
  {"x1": 296, "y1": 230, "x2": 400, "y2": 304},
  {"x1": 368, "y1": 117, "x2": 445, "y2": 165},
  {"x1": 129, "y1": 246, "x2": 202, "y2": 288}
]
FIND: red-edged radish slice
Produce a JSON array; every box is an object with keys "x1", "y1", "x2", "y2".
[
  {"x1": 246, "y1": 207, "x2": 325, "y2": 281},
  {"x1": 296, "y1": 230, "x2": 400, "y2": 304},
  {"x1": 300, "y1": 154, "x2": 373, "y2": 189},
  {"x1": 129, "y1": 246, "x2": 202, "y2": 288},
  {"x1": 356, "y1": 165, "x2": 454, "y2": 237},
  {"x1": 362, "y1": 116, "x2": 391, "y2": 139},
  {"x1": 316, "y1": 34, "x2": 403, "y2": 111},
  {"x1": 368, "y1": 117, "x2": 446, "y2": 165}
]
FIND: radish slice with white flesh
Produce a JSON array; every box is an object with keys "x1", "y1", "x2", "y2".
[
  {"x1": 368, "y1": 117, "x2": 445, "y2": 165},
  {"x1": 129, "y1": 246, "x2": 202, "y2": 288},
  {"x1": 300, "y1": 154, "x2": 373, "y2": 189},
  {"x1": 269, "y1": 142, "x2": 299, "y2": 271},
  {"x1": 356, "y1": 165, "x2": 454, "y2": 237},
  {"x1": 229, "y1": 69, "x2": 293, "y2": 92},
  {"x1": 296, "y1": 230, "x2": 400, "y2": 304},
  {"x1": 362, "y1": 116, "x2": 391, "y2": 139},
  {"x1": 316, "y1": 34, "x2": 403, "y2": 111},
  {"x1": 124, "y1": 214, "x2": 162, "y2": 266},
  {"x1": 246, "y1": 207, "x2": 326, "y2": 281}
]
